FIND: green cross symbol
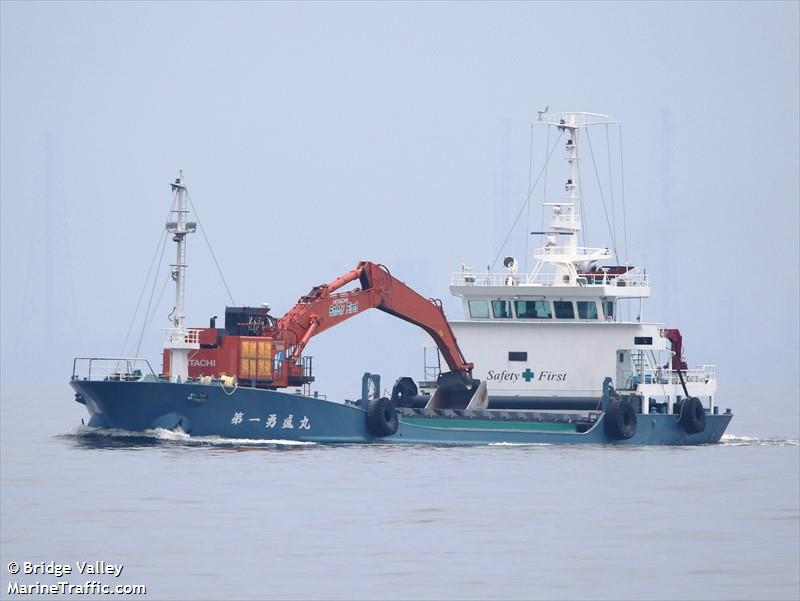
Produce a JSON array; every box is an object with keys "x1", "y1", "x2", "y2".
[{"x1": 522, "y1": 368, "x2": 535, "y2": 382}]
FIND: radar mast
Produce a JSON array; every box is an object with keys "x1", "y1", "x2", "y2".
[
  {"x1": 164, "y1": 171, "x2": 199, "y2": 382},
  {"x1": 533, "y1": 112, "x2": 616, "y2": 284}
]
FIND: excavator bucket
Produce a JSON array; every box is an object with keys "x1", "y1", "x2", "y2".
[{"x1": 424, "y1": 372, "x2": 483, "y2": 411}]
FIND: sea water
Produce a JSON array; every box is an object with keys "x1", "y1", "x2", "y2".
[{"x1": 1, "y1": 383, "x2": 798, "y2": 600}]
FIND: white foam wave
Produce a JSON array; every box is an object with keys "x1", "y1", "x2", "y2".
[
  {"x1": 72, "y1": 425, "x2": 316, "y2": 446},
  {"x1": 721, "y1": 433, "x2": 799, "y2": 446},
  {"x1": 488, "y1": 442, "x2": 552, "y2": 447}
]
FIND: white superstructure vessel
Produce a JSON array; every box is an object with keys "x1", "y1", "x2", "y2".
[
  {"x1": 71, "y1": 114, "x2": 731, "y2": 444},
  {"x1": 438, "y1": 111, "x2": 716, "y2": 415}
]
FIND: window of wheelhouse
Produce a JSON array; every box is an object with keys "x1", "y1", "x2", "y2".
[
  {"x1": 515, "y1": 299, "x2": 552, "y2": 319},
  {"x1": 553, "y1": 301, "x2": 575, "y2": 319},
  {"x1": 468, "y1": 300, "x2": 490, "y2": 318},
  {"x1": 577, "y1": 301, "x2": 598, "y2": 319},
  {"x1": 492, "y1": 299, "x2": 513, "y2": 318},
  {"x1": 603, "y1": 300, "x2": 615, "y2": 320}
]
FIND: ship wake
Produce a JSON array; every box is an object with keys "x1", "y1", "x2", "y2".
[
  {"x1": 720, "y1": 434, "x2": 799, "y2": 446},
  {"x1": 64, "y1": 425, "x2": 317, "y2": 448}
]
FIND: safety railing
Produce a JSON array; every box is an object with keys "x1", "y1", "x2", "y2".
[
  {"x1": 534, "y1": 246, "x2": 612, "y2": 258},
  {"x1": 71, "y1": 357, "x2": 158, "y2": 382},
  {"x1": 633, "y1": 365, "x2": 717, "y2": 386},
  {"x1": 451, "y1": 271, "x2": 650, "y2": 288},
  {"x1": 576, "y1": 273, "x2": 650, "y2": 287},
  {"x1": 164, "y1": 328, "x2": 201, "y2": 345}
]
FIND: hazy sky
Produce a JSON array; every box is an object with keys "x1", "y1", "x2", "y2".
[{"x1": 1, "y1": 1, "x2": 798, "y2": 400}]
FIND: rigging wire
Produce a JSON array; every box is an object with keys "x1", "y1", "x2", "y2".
[
  {"x1": 618, "y1": 124, "x2": 631, "y2": 321},
  {"x1": 142, "y1": 270, "x2": 172, "y2": 336},
  {"x1": 134, "y1": 231, "x2": 169, "y2": 358},
  {"x1": 609, "y1": 123, "x2": 629, "y2": 321},
  {"x1": 524, "y1": 123, "x2": 534, "y2": 272},
  {"x1": 489, "y1": 130, "x2": 564, "y2": 270},
  {"x1": 618, "y1": 123, "x2": 629, "y2": 266},
  {"x1": 119, "y1": 229, "x2": 167, "y2": 358},
  {"x1": 186, "y1": 190, "x2": 236, "y2": 306},
  {"x1": 122, "y1": 190, "x2": 179, "y2": 357},
  {"x1": 123, "y1": 192, "x2": 178, "y2": 358},
  {"x1": 577, "y1": 137, "x2": 588, "y2": 248},
  {"x1": 130, "y1": 270, "x2": 178, "y2": 378},
  {"x1": 605, "y1": 124, "x2": 617, "y2": 253},
  {"x1": 541, "y1": 126, "x2": 550, "y2": 231},
  {"x1": 584, "y1": 128, "x2": 619, "y2": 261}
]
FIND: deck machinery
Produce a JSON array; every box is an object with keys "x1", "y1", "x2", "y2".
[{"x1": 162, "y1": 260, "x2": 481, "y2": 408}]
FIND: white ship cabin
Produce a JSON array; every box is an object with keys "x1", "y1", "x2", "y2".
[{"x1": 436, "y1": 112, "x2": 717, "y2": 415}]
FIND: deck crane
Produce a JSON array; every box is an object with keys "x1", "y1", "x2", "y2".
[
  {"x1": 169, "y1": 261, "x2": 479, "y2": 404},
  {"x1": 276, "y1": 261, "x2": 473, "y2": 381}
]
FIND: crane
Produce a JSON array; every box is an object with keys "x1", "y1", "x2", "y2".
[
  {"x1": 275, "y1": 261, "x2": 473, "y2": 380},
  {"x1": 173, "y1": 261, "x2": 476, "y2": 397}
]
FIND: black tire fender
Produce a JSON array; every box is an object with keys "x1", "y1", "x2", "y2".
[
  {"x1": 604, "y1": 397, "x2": 637, "y2": 440},
  {"x1": 366, "y1": 397, "x2": 399, "y2": 438},
  {"x1": 680, "y1": 396, "x2": 706, "y2": 434}
]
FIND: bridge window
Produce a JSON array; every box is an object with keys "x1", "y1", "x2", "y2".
[
  {"x1": 468, "y1": 300, "x2": 489, "y2": 318},
  {"x1": 515, "y1": 299, "x2": 552, "y2": 319},
  {"x1": 492, "y1": 299, "x2": 513, "y2": 318},
  {"x1": 603, "y1": 300, "x2": 615, "y2": 319},
  {"x1": 554, "y1": 301, "x2": 575, "y2": 319},
  {"x1": 577, "y1": 301, "x2": 598, "y2": 319}
]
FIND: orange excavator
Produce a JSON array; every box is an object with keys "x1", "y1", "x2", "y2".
[{"x1": 167, "y1": 261, "x2": 477, "y2": 400}]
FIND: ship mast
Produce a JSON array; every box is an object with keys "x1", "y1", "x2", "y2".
[
  {"x1": 533, "y1": 112, "x2": 615, "y2": 284},
  {"x1": 164, "y1": 171, "x2": 199, "y2": 382},
  {"x1": 563, "y1": 123, "x2": 581, "y2": 258}
]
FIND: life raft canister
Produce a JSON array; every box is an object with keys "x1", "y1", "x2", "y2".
[
  {"x1": 366, "y1": 397, "x2": 399, "y2": 437},
  {"x1": 679, "y1": 396, "x2": 706, "y2": 434},
  {"x1": 604, "y1": 397, "x2": 637, "y2": 440}
]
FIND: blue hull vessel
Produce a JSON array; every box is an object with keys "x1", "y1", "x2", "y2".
[
  {"x1": 71, "y1": 377, "x2": 732, "y2": 446},
  {"x1": 70, "y1": 156, "x2": 733, "y2": 447}
]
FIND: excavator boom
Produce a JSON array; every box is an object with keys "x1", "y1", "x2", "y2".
[
  {"x1": 276, "y1": 261, "x2": 473, "y2": 378},
  {"x1": 170, "y1": 261, "x2": 475, "y2": 395}
]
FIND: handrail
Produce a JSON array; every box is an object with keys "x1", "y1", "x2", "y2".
[
  {"x1": 451, "y1": 271, "x2": 650, "y2": 288},
  {"x1": 71, "y1": 357, "x2": 158, "y2": 382},
  {"x1": 634, "y1": 365, "x2": 716, "y2": 386},
  {"x1": 164, "y1": 328, "x2": 201, "y2": 345},
  {"x1": 534, "y1": 246, "x2": 611, "y2": 257}
]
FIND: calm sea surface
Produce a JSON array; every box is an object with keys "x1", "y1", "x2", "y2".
[{"x1": 1, "y1": 383, "x2": 798, "y2": 601}]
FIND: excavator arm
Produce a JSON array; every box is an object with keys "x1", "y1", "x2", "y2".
[
  {"x1": 358, "y1": 262, "x2": 473, "y2": 377},
  {"x1": 275, "y1": 261, "x2": 473, "y2": 378}
]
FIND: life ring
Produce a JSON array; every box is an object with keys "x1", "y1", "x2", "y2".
[
  {"x1": 604, "y1": 397, "x2": 637, "y2": 440},
  {"x1": 679, "y1": 396, "x2": 706, "y2": 434},
  {"x1": 366, "y1": 397, "x2": 398, "y2": 437}
]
